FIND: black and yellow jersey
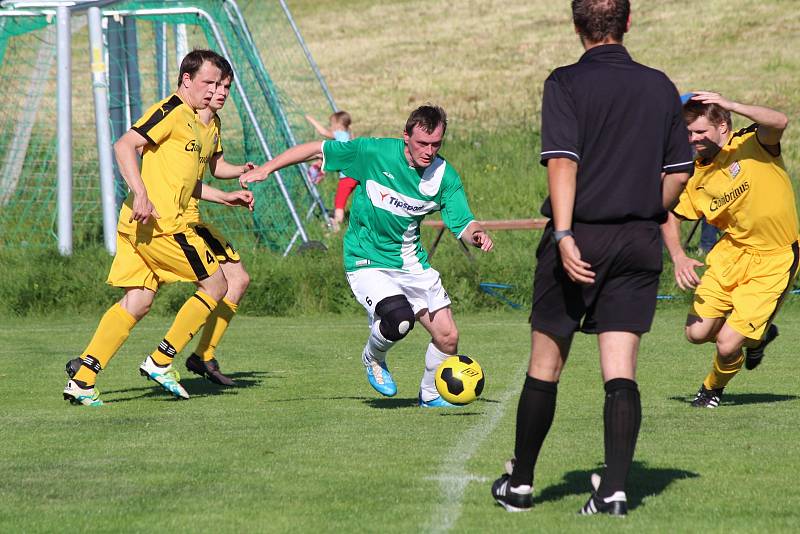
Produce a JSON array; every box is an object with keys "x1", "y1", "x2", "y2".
[
  {"x1": 184, "y1": 114, "x2": 223, "y2": 226},
  {"x1": 117, "y1": 93, "x2": 205, "y2": 236},
  {"x1": 673, "y1": 124, "x2": 798, "y2": 251}
]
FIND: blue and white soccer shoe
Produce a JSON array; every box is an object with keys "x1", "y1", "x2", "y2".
[
  {"x1": 139, "y1": 356, "x2": 190, "y2": 399},
  {"x1": 63, "y1": 380, "x2": 103, "y2": 407},
  {"x1": 362, "y1": 351, "x2": 397, "y2": 397},
  {"x1": 418, "y1": 393, "x2": 458, "y2": 408}
]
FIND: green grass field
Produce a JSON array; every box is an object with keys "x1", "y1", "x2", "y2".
[
  {"x1": 2, "y1": 1, "x2": 800, "y2": 532},
  {"x1": 2, "y1": 306, "x2": 798, "y2": 532}
]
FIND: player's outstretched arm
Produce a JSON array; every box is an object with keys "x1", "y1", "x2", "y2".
[
  {"x1": 461, "y1": 221, "x2": 494, "y2": 252},
  {"x1": 194, "y1": 182, "x2": 254, "y2": 211},
  {"x1": 661, "y1": 212, "x2": 702, "y2": 290},
  {"x1": 209, "y1": 153, "x2": 255, "y2": 179},
  {"x1": 114, "y1": 130, "x2": 159, "y2": 224},
  {"x1": 239, "y1": 141, "x2": 324, "y2": 189},
  {"x1": 548, "y1": 157, "x2": 594, "y2": 285},
  {"x1": 691, "y1": 91, "x2": 789, "y2": 147}
]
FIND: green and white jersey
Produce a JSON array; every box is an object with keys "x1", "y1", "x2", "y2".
[{"x1": 322, "y1": 137, "x2": 475, "y2": 273}]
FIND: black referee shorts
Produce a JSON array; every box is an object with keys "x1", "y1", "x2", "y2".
[{"x1": 530, "y1": 220, "x2": 663, "y2": 338}]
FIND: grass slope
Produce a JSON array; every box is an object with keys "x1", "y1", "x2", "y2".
[
  {"x1": 262, "y1": 0, "x2": 800, "y2": 218},
  {"x1": 273, "y1": 0, "x2": 800, "y2": 153},
  {"x1": 1, "y1": 306, "x2": 798, "y2": 532}
]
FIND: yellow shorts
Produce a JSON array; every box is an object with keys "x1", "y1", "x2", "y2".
[
  {"x1": 692, "y1": 240, "x2": 799, "y2": 339},
  {"x1": 191, "y1": 221, "x2": 240, "y2": 262},
  {"x1": 107, "y1": 230, "x2": 219, "y2": 291}
]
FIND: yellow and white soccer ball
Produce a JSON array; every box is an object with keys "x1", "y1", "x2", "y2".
[{"x1": 434, "y1": 355, "x2": 485, "y2": 405}]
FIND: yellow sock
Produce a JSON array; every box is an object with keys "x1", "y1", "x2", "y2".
[
  {"x1": 195, "y1": 298, "x2": 238, "y2": 362},
  {"x1": 150, "y1": 291, "x2": 218, "y2": 366},
  {"x1": 74, "y1": 303, "x2": 137, "y2": 386},
  {"x1": 703, "y1": 350, "x2": 744, "y2": 390}
]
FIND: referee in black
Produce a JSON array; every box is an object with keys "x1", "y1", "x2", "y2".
[{"x1": 491, "y1": 0, "x2": 693, "y2": 516}]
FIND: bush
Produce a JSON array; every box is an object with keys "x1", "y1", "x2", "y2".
[{"x1": 0, "y1": 224, "x2": 540, "y2": 318}]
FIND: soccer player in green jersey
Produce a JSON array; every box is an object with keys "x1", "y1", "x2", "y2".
[{"x1": 241, "y1": 105, "x2": 493, "y2": 407}]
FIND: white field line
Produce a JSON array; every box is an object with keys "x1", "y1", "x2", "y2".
[{"x1": 423, "y1": 363, "x2": 525, "y2": 534}]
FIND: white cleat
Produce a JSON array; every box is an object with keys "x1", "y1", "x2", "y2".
[
  {"x1": 63, "y1": 379, "x2": 103, "y2": 406},
  {"x1": 139, "y1": 356, "x2": 189, "y2": 399}
]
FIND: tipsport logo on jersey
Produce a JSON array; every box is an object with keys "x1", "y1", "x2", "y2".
[{"x1": 365, "y1": 180, "x2": 438, "y2": 217}]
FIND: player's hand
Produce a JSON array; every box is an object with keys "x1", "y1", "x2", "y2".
[
  {"x1": 241, "y1": 161, "x2": 256, "y2": 175},
  {"x1": 129, "y1": 193, "x2": 160, "y2": 224},
  {"x1": 673, "y1": 254, "x2": 703, "y2": 290},
  {"x1": 471, "y1": 230, "x2": 494, "y2": 252},
  {"x1": 239, "y1": 166, "x2": 269, "y2": 189},
  {"x1": 691, "y1": 91, "x2": 738, "y2": 112},
  {"x1": 222, "y1": 190, "x2": 255, "y2": 211},
  {"x1": 557, "y1": 236, "x2": 595, "y2": 285}
]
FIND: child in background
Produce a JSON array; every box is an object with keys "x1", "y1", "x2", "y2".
[{"x1": 306, "y1": 111, "x2": 356, "y2": 231}]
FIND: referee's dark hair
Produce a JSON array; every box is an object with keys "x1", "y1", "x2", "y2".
[
  {"x1": 405, "y1": 104, "x2": 447, "y2": 136},
  {"x1": 572, "y1": 0, "x2": 630, "y2": 44},
  {"x1": 177, "y1": 49, "x2": 224, "y2": 87},
  {"x1": 683, "y1": 100, "x2": 733, "y2": 131}
]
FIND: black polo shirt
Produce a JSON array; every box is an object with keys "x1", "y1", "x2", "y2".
[{"x1": 539, "y1": 44, "x2": 694, "y2": 224}]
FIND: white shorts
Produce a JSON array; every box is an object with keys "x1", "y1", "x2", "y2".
[{"x1": 346, "y1": 268, "x2": 452, "y2": 325}]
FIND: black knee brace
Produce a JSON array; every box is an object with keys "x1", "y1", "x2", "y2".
[{"x1": 376, "y1": 295, "x2": 415, "y2": 341}]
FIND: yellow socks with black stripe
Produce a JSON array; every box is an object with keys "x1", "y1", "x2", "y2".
[
  {"x1": 194, "y1": 298, "x2": 238, "y2": 362},
  {"x1": 73, "y1": 303, "x2": 138, "y2": 387},
  {"x1": 150, "y1": 291, "x2": 218, "y2": 366},
  {"x1": 703, "y1": 350, "x2": 744, "y2": 390}
]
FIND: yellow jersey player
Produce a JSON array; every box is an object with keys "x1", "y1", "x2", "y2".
[
  {"x1": 184, "y1": 59, "x2": 254, "y2": 386},
  {"x1": 63, "y1": 50, "x2": 254, "y2": 406},
  {"x1": 662, "y1": 91, "x2": 798, "y2": 408}
]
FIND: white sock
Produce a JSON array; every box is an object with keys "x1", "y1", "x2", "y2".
[
  {"x1": 603, "y1": 491, "x2": 627, "y2": 503},
  {"x1": 420, "y1": 342, "x2": 449, "y2": 401},
  {"x1": 363, "y1": 320, "x2": 395, "y2": 364}
]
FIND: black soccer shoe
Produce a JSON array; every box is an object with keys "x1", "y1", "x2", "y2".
[
  {"x1": 65, "y1": 357, "x2": 82, "y2": 378},
  {"x1": 745, "y1": 324, "x2": 778, "y2": 370},
  {"x1": 579, "y1": 493, "x2": 628, "y2": 517},
  {"x1": 186, "y1": 354, "x2": 236, "y2": 386},
  {"x1": 491, "y1": 473, "x2": 533, "y2": 512},
  {"x1": 691, "y1": 384, "x2": 723, "y2": 408}
]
